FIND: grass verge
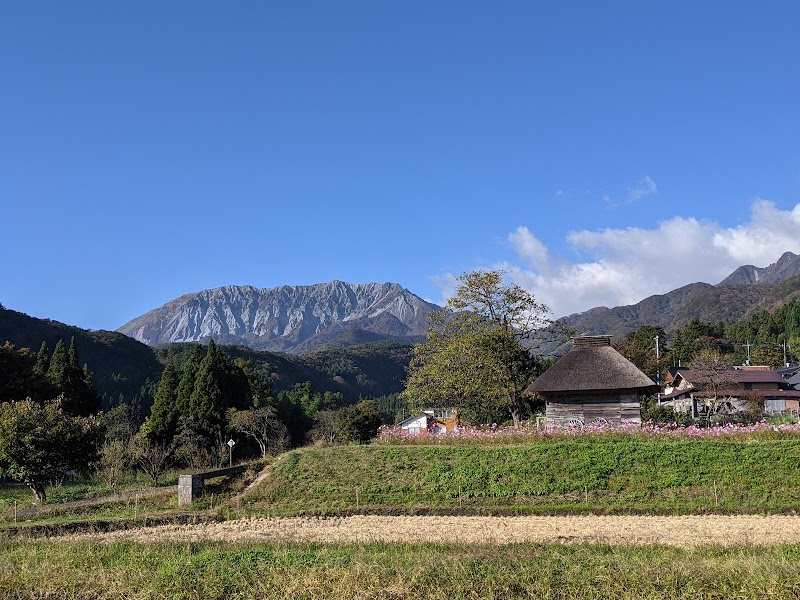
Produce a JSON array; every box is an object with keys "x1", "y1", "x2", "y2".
[{"x1": 2, "y1": 540, "x2": 800, "y2": 599}]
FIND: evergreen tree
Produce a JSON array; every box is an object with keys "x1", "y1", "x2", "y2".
[
  {"x1": 176, "y1": 345, "x2": 205, "y2": 416},
  {"x1": 68, "y1": 337, "x2": 80, "y2": 371},
  {"x1": 0, "y1": 343, "x2": 56, "y2": 403},
  {"x1": 33, "y1": 341, "x2": 50, "y2": 377},
  {"x1": 148, "y1": 363, "x2": 180, "y2": 442},
  {"x1": 235, "y1": 359, "x2": 274, "y2": 408},
  {"x1": 188, "y1": 341, "x2": 229, "y2": 449},
  {"x1": 46, "y1": 338, "x2": 99, "y2": 416},
  {"x1": 46, "y1": 339, "x2": 69, "y2": 390},
  {"x1": 276, "y1": 381, "x2": 323, "y2": 446},
  {"x1": 614, "y1": 326, "x2": 667, "y2": 384},
  {"x1": 83, "y1": 363, "x2": 97, "y2": 398}
]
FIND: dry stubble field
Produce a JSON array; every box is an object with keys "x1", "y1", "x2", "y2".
[{"x1": 59, "y1": 514, "x2": 800, "y2": 547}]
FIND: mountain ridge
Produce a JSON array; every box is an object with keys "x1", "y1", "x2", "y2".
[
  {"x1": 560, "y1": 252, "x2": 800, "y2": 339},
  {"x1": 118, "y1": 281, "x2": 438, "y2": 353},
  {"x1": 718, "y1": 251, "x2": 800, "y2": 286}
]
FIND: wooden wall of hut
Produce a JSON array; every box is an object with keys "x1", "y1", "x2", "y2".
[{"x1": 545, "y1": 393, "x2": 641, "y2": 427}]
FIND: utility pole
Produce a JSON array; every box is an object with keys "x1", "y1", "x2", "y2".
[
  {"x1": 743, "y1": 341, "x2": 752, "y2": 366},
  {"x1": 784, "y1": 339, "x2": 788, "y2": 368},
  {"x1": 654, "y1": 335, "x2": 661, "y2": 403}
]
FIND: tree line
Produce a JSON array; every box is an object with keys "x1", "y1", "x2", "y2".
[{"x1": 0, "y1": 337, "x2": 385, "y2": 503}]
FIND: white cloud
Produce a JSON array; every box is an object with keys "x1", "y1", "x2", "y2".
[
  {"x1": 435, "y1": 200, "x2": 800, "y2": 319},
  {"x1": 626, "y1": 176, "x2": 657, "y2": 203},
  {"x1": 507, "y1": 226, "x2": 550, "y2": 272}
]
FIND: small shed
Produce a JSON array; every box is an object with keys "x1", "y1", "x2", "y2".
[{"x1": 526, "y1": 336, "x2": 658, "y2": 427}]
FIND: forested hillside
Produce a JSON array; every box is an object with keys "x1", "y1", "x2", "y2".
[
  {"x1": 156, "y1": 341, "x2": 412, "y2": 400},
  {"x1": 0, "y1": 306, "x2": 162, "y2": 412},
  {"x1": 1, "y1": 305, "x2": 412, "y2": 417},
  {"x1": 562, "y1": 275, "x2": 800, "y2": 340}
]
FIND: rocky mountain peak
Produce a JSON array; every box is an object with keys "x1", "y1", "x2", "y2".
[
  {"x1": 717, "y1": 252, "x2": 800, "y2": 286},
  {"x1": 117, "y1": 281, "x2": 439, "y2": 353}
]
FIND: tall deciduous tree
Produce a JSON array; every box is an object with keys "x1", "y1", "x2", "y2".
[
  {"x1": 688, "y1": 348, "x2": 738, "y2": 415},
  {"x1": 403, "y1": 270, "x2": 553, "y2": 427},
  {"x1": 228, "y1": 406, "x2": 289, "y2": 458}
]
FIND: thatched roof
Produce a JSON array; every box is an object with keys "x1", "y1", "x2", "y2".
[{"x1": 527, "y1": 336, "x2": 658, "y2": 395}]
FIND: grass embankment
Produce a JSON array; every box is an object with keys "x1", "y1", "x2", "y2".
[
  {"x1": 0, "y1": 462, "x2": 266, "y2": 534},
  {"x1": 246, "y1": 438, "x2": 800, "y2": 515},
  {"x1": 3, "y1": 540, "x2": 800, "y2": 599}
]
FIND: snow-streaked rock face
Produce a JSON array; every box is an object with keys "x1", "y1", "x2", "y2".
[
  {"x1": 117, "y1": 282, "x2": 439, "y2": 352},
  {"x1": 717, "y1": 252, "x2": 800, "y2": 286}
]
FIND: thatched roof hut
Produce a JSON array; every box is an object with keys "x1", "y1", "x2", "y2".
[{"x1": 527, "y1": 336, "x2": 658, "y2": 427}]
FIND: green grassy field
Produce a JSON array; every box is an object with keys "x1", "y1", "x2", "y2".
[
  {"x1": 0, "y1": 463, "x2": 265, "y2": 534},
  {"x1": 0, "y1": 471, "x2": 181, "y2": 512},
  {"x1": 5, "y1": 438, "x2": 800, "y2": 598},
  {"x1": 245, "y1": 438, "x2": 800, "y2": 515},
  {"x1": 3, "y1": 540, "x2": 800, "y2": 599}
]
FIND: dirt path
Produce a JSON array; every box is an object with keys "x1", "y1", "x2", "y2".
[{"x1": 57, "y1": 514, "x2": 800, "y2": 547}]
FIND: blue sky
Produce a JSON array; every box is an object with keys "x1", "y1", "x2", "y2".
[{"x1": 3, "y1": 2, "x2": 800, "y2": 331}]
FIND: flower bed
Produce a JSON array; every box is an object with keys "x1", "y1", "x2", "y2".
[{"x1": 376, "y1": 419, "x2": 800, "y2": 445}]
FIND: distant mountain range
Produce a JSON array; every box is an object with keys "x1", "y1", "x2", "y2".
[
  {"x1": 561, "y1": 251, "x2": 800, "y2": 338},
  {"x1": 5, "y1": 252, "x2": 800, "y2": 410},
  {"x1": 118, "y1": 253, "x2": 800, "y2": 355},
  {"x1": 118, "y1": 281, "x2": 438, "y2": 353}
]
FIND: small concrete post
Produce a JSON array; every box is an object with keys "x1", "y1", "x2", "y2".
[{"x1": 178, "y1": 474, "x2": 204, "y2": 507}]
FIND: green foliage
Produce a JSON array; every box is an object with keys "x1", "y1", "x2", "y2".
[
  {"x1": 157, "y1": 341, "x2": 413, "y2": 403},
  {"x1": 147, "y1": 363, "x2": 179, "y2": 442},
  {"x1": 234, "y1": 358, "x2": 274, "y2": 408},
  {"x1": 176, "y1": 345, "x2": 205, "y2": 417},
  {"x1": 4, "y1": 541, "x2": 800, "y2": 600},
  {"x1": 0, "y1": 398, "x2": 99, "y2": 502},
  {"x1": 188, "y1": 341, "x2": 239, "y2": 448},
  {"x1": 767, "y1": 414, "x2": 798, "y2": 425},
  {"x1": 724, "y1": 298, "x2": 800, "y2": 366},
  {"x1": 45, "y1": 338, "x2": 100, "y2": 416},
  {"x1": 33, "y1": 341, "x2": 49, "y2": 376},
  {"x1": 613, "y1": 325, "x2": 666, "y2": 383},
  {"x1": 369, "y1": 393, "x2": 408, "y2": 425},
  {"x1": 276, "y1": 381, "x2": 322, "y2": 446},
  {"x1": 640, "y1": 396, "x2": 693, "y2": 426},
  {"x1": 335, "y1": 400, "x2": 383, "y2": 444},
  {"x1": 0, "y1": 342, "x2": 57, "y2": 404},
  {"x1": 403, "y1": 270, "x2": 552, "y2": 427},
  {"x1": 0, "y1": 305, "x2": 162, "y2": 411},
  {"x1": 249, "y1": 436, "x2": 800, "y2": 515}
]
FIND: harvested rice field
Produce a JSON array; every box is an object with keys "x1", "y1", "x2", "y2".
[{"x1": 58, "y1": 514, "x2": 800, "y2": 548}]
